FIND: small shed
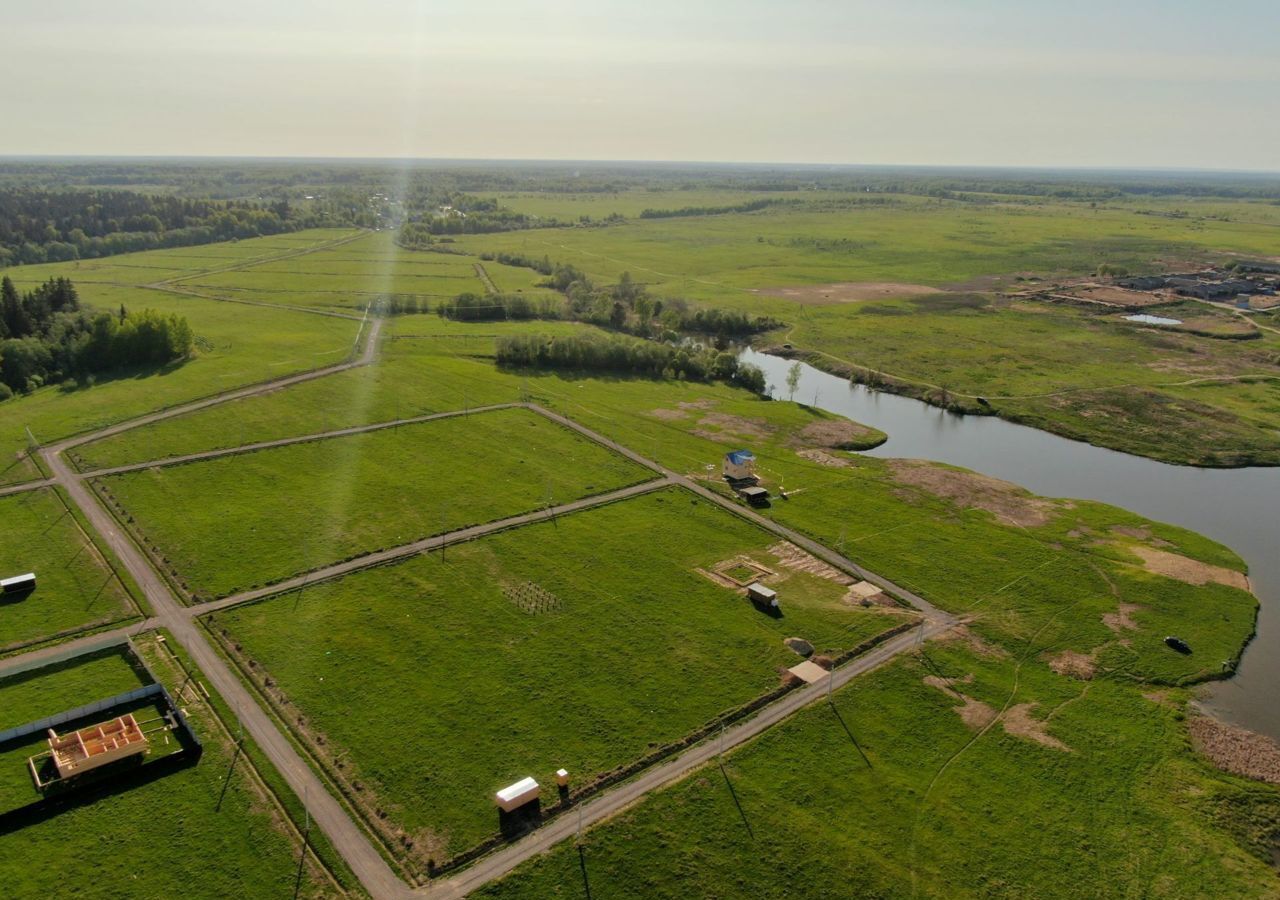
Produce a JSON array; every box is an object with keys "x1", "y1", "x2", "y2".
[
  {"x1": 723, "y1": 449, "x2": 757, "y2": 482},
  {"x1": 737, "y1": 485, "x2": 769, "y2": 506},
  {"x1": 1, "y1": 573, "x2": 35, "y2": 594},
  {"x1": 747, "y1": 582, "x2": 778, "y2": 608},
  {"x1": 495, "y1": 776, "x2": 540, "y2": 812}
]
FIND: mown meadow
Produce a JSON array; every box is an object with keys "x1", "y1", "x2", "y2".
[
  {"x1": 209, "y1": 487, "x2": 904, "y2": 869},
  {"x1": 100, "y1": 405, "x2": 653, "y2": 600},
  {"x1": 475, "y1": 643, "x2": 1280, "y2": 899},
  {"x1": 0, "y1": 487, "x2": 139, "y2": 655}
]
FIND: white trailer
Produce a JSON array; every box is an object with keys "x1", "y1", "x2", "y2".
[
  {"x1": 495, "y1": 776, "x2": 540, "y2": 812},
  {"x1": 1, "y1": 573, "x2": 35, "y2": 594}
]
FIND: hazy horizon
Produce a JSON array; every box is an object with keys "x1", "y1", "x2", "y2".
[{"x1": 4, "y1": 0, "x2": 1278, "y2": 170}]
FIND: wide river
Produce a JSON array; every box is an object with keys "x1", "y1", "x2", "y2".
[{"x1": 741, "y1": 349, "x2": 1280, "y2": 740}]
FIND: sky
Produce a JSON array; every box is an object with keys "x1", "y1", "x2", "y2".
[{"x1": 3, "y1": 0, "x2": 1278, "y2": 170}]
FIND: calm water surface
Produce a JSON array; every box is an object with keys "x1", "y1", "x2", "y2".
[{"x1": 742, "y1": 349, "x2": 1280, "y2": 739}]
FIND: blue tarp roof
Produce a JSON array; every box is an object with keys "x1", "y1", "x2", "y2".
[{"x1": 725, "y1": 450, "x2": 755, "y2": 465}]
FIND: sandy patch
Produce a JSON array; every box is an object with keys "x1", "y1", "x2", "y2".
[
  {"x1": 923, "y1": 675, "x2": 997, "y2": 730},
  {"x1": 649, "y1": 408, "x2": 688, "y2": 421},
  {"x1": 1127, "y1": 546, "x2": 1250, "y2": 590},
  {"x1": 1003, "y1": 703, "x2": 1072, "y2": 752},
  {"x1": 768, "y1": 542, "x2": 853, "y2": 585},
  {"x1": 1143, "y1": 689, "x2": 1175, "y2": 707},
  {"x1": 756, "y1": 282, "x2": 942, "y2": 305},
  {"x1": 887, "y1": 459, "x2": 1058, "y2": 528},
  {"x1": 1048, "y1": 650, "x2": 1097, "y2": 680},
  {"x1": 797, "y1": 448, "x2": 852, "y2": 468},
  {"x1": 794, "y1": 419, "x2": 877, "y2": 449},
  {"x1": 1102, "y1": 602, "x2": 1142, "y2": 633},
  {"x1": 1189, "y1": 716, "x2": 1280, "y2": 784}
]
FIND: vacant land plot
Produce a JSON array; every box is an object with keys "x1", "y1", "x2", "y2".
[
  {"x1": 476, "y1": 645, "x2": 1280, "y2": 900},
  {"x1": 210, "y1": 488, "x2": 902, "y2": 869},
  {"x1": 0, "y1": 488, "x2": 138, "y2": 655},
  {"x1": 0, "y1": 285, "x2": 358, "y2": 484},
  {"x1": 100, "y1": 406, "x2": 652, "y2": 599},
  {"x1": 72, "y1": 317, "x2": 587, "y2": 470},
  {"x1": 0, "y1": 640, "x2": 339, "y2": 897}
]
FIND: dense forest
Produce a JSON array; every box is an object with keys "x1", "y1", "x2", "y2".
[
  {"x1": 0, "y1": 188, "x2": 303, "y2": 265},
  {"x1": 0, "y1": 276, "x2": 193, "y2": 398},
  {"x1": 496, "y1": 331, "x2": 766, "y2": 392}
]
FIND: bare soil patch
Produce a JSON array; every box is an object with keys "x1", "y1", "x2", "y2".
[
  {"x1": 1003, "y1": 703, "x2": 1072, "y2": 752},
  {"x1": 797, "y1": 448, "x2": 852, "y2": 468},
  {"x1": 648, "y1": 408, "x2": 688, "y2": 421},
  {"x1": 693, "y1": 412, "x2": 774, "y2": 442},
  {"x1": 887, "y1": 459, "x2": 1058, "y2": 528},
  {"x1": 1189, "y1": 716, "x2": 1280, "y2": 784},
  {"x1": 768, "y1": 542, "x2": 852, "y2": 585},
  {"x1": 1062, "y1": 285, "x2": 1171, "y2": 308},
  {"x1": 1110, "y1": 525, "x2": 1173, "y2": 547},
  {"x1": 1048, "y1": 650, "x2": 1097, "y2": 680},
  {"x1": 1102, "y1": 602, "x2": 1142, "y2": 633},
  {"x1": 1126, "y1": 545, "x2": 1250, "y2": 590},
  {"x1": 923, "y1": 675, "x2": 997, "y2": 730},
  {"x1": 756, "y1": 282, "x2": 942, "y2": 304},
  {"x1": 793, "y1": 419, "x2": 878, "y2": 450}
]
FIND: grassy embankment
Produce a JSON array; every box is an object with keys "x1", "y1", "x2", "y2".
[
  {"x1": 0, "y1": 487, "x2": 140, "y2": 656},
  {"x1": 0, "y1": 640, "x2": 345, "y2": 898},
  {"x1": 209, "y1": 487, "x2": 906, "y2": 869},
  {"x1": 97, "y1": 406, "x2": 653, "y2": 600}
]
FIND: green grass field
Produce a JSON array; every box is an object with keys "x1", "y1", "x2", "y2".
[
  {"x1": 0, "y1": 281, "x2": 360, "y2": 485},
  {"x1": 0, "y1": 488, "x2": 139, "y2": 655},
  {"x1": 99, "y1": 405, "x2": 653, "y2": 600},
  {"x1": 209, "y1": 487, "x2": 904, "y2": 870},
  {"x1": 0, "y1": 640, "x2": 340, "y2": 898},
  {"x1": 475, "y1": 643, "x2": 1280, "y2": 899}
]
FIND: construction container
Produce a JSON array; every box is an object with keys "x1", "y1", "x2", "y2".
[
  {"x1": 495, "y1": 776, "x2": 540, "y2": 812},
  {"x1": 747, "y1": 583, "x2": 779, "y2": 608},
  {"x1": 1, "y1": 573, "x2": 35, "y2": 594}
]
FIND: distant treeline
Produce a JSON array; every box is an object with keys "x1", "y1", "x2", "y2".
[
  {"x1": 474, "y1": 253, "x2": 782, "y2": 338},
  {"x1": 436, "y1": 292, "x2": 561, "y2": 322},
  {"x1": 638, "y1": 198, "x2": 785, "y2": 219},
  {"x1": 496, "y1": 332, "x2": 767, "y2": 393},
  {"x1": 0, "y1": 188, "x2": 302, "y2": 266},
  {"x1": 0, "y1": 276, "x2": 193, "y2": 398}
]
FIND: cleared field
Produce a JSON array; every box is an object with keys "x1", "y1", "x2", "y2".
[
  {"x1": 99, "y1": 406, "x2": 653, "y2": 599},
  {"x1": 211, "y1": 487, "x2": 905, "y2": 868},
  {"x1": 476, "y1": 644, "x2": 1280, "y2": 899},
  {"x1": 0, "y1": 640, "x2": 339, "y2": 897},
  {"x1": 5, "y1": 228, "x2": 360, "y2": 287},
  {"x1": 0, "y1": 285, "x2": 359, "y2": 484},
  {"x1": 72, "y1": 317, "x2": 583, "y2": 469},
  {"x1": 0, "y1": 488, "x2": 138, "y2": 655}
]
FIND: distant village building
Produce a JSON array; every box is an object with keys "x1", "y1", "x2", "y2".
[{"x1": 723, "y1": 449, "x2": 757, "y2": 482}]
